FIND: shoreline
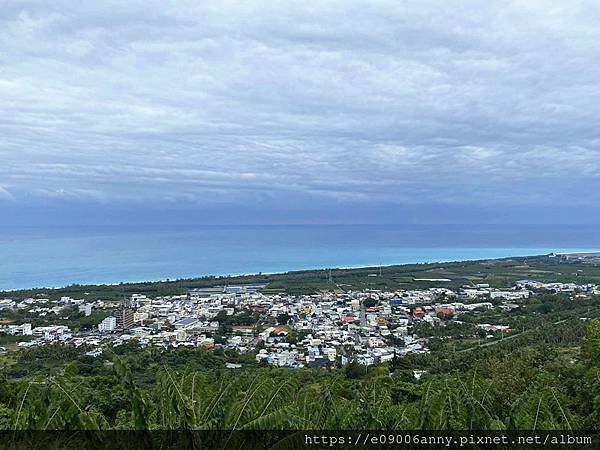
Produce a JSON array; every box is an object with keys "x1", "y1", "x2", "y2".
[{"x1": 3, "y1": 248, "x2": 600, "y2": 294}]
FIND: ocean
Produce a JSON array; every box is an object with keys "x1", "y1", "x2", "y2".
[{"x1": 0, "y1": 224, "x2": 599, "y2": 291}]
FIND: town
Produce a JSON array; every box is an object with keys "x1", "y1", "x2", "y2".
[{"x1": 2, "y1": 277, "x2": 596, "y2": 368}]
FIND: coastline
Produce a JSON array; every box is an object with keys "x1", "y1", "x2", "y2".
[
  {"x1": 3, "y1": 248, "x2": 600, "y2": 293},
  {"x1": 4, "y1": 224, "x2": 600, "y2": 292}
]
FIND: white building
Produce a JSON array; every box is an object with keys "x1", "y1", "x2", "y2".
[
  {"x1": 490, "y1": 290, "x2": 530, "y2": 300},
  {"x1": 4, "y1": 323, "x2": 32, "y2": 336},
  {"x1": 78, "y1": 304, "x2": 92, "y2": 316},
  {"x1": 98, "y1": 316, "x2": 117, "y2": 332},
  {"x1": 0, "y1": 299, "x2": 15, "y2": 310},
  {"x1": 32, "y1": 325, "x2": 71, "y2": 342}
]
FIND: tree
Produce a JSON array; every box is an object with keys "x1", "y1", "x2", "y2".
[
  {"x1": 363, "y1": 298, "x2": 378, "y2": 308},
  {"x1": 582, "y1": 319, "x2": 600, "y2": 365},
  {"x1": 344, "y1": 361, "x2": 365, "y2": 379},
  {"x1": 276, "y1": 313, "x2": 291, "y2": 325}
]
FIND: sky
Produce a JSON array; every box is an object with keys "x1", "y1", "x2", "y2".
[{"x1": 1, "y1": 0, "x2": 600, "y2": 225}]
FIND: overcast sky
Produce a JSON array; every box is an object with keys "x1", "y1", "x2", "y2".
[{"x1": 2, "y1": 0, "x2": 600, "y2": 225}]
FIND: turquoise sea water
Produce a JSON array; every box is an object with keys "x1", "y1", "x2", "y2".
[{"x1": 0, "y1": 224, "x2": 599, "y2": 291}]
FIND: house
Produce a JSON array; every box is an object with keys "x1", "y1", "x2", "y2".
[
  {"x1": 435, "y1": 307, "x2": 454, "y2": 318},
  {"x1": 412, "y1": 307, "x2": 425, "y2": 319}
]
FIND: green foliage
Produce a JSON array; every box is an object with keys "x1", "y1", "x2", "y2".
[
  {"x1": 344, "y1": 361, "x2": 366, "y2": 380},
  {"x1": 1, "y1": 341, "x2": 599, "y2": 431},
  {"x1": 582, "y1": 319, "x2": 600, "y2": 365},
  {"x1": 0, "y1": 334, "x2": 34, "y2": 346},
  {"x1": 363, "y1": 298, "x2": 378, "y2": 308}
]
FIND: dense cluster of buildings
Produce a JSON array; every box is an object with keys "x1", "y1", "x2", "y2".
[{"x1": 1, "y1": 280, "x2": 597, "y2": 365}]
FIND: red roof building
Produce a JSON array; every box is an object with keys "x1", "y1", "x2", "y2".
[{"x1": 412, "y1": 307, "x2": 425, "y2": 318}]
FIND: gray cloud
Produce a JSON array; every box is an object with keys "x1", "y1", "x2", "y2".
[{"x1": 1, "y1": 0, "x2": 600, "y2": 219}]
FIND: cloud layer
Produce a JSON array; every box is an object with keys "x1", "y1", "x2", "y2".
[{"x1": 2, "y1": 0, "x2": 600, "y2": 222}]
